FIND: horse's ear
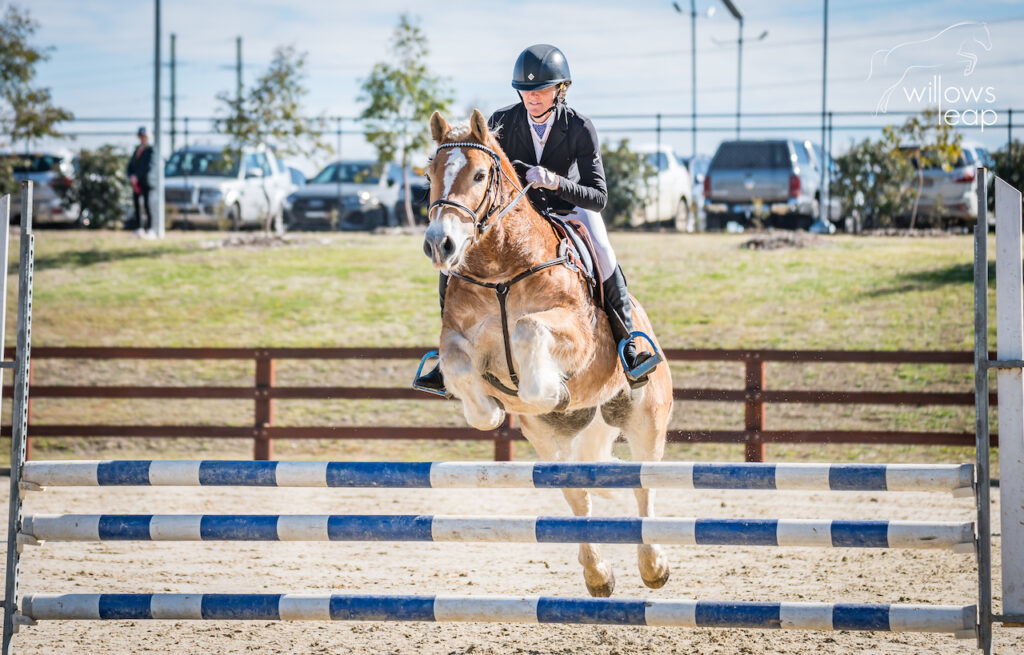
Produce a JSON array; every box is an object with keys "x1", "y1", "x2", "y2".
[
  {"x1": 430, "y1": 111, "x2": 450, "y2": 143},
  {"x1": 470, "y1": 108, "x2": 489, "y2": 142}
]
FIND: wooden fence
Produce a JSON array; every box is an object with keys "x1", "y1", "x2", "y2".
[{"x1": 0, "y1": 347, "x2": 990, "y2": 462}]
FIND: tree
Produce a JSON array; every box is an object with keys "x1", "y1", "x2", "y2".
[
  {"x1": 215, "y1": 45, "x2": 331, "y2": 232},
  {"x1": 0, "y1": 5, "x2": 73, "y2": 196},
  {"x1": 360, "y1": 14, "x2": 453, "y2": 226},
  {"x1": 832, "y1": 109, "x2": 961, "y2": 231},
  {"x1": 56, "y1": 146, "x2": 128, "y2": 228},
  {"x1": 833, "y1": 128, "x2": 915, "y2": 231},
  {"x1": 600, "y1": 139, "x2": 655, "y2": 227},
  {"x1": 993, "y1": 140, "x2": 1024, "y2": 192}
]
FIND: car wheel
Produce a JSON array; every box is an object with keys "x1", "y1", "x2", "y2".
[{"x1": 673, "y1": 198, "x2": 691, "y2": 232}]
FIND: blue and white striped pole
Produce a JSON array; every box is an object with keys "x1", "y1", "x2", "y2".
[
  {"x1": 21, "y1": 461, "x2": 975, "y2": 495},
  {"x1": 19, "y1": 594, "x2": 977, "y2": 637},
  {"x1": 21, "y1": 514, "x2": 975, "y2": 551}
]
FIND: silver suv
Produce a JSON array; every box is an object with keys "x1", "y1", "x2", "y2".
[
  {"x1": 164, "y1": 145, "x2": 289, "y2": 230},
  {"x1": 704, "y1": 139, "x2": 827, "y2": 231}
]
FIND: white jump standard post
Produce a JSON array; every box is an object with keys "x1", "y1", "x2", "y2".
[
  {"x1": 1, "y1": 182, "x2": 36, "y2": 655},
  {"x1": 974, "y1": 168, "x2": 1024, "y2": 654}
]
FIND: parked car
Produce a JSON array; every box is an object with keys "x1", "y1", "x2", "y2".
[
  {"x1": 805, "y1": 141, "x2": 842, "y2": 226},
  {"x1": 630, "y1": 144, "x2": 693, "y2": 231},
  {"x1": 1, "y1": 152, "x2": 80, "y2": 226},
  {"x1": 163, "y1": 144, "x2": 288, "y2": 230},
  {"x1": 703, "y1": 139, "x2": 827, "y2": 231},
  {"x1": 678, "y1": 153, "x2": 711, "y2": 231},
  {"x1": 898, "y1": 141, "x2": 992, "y2": 226},
  {"x1": 286, "y1": 160, "x2": 399, "y2": 231},
  {"x1": 393, "y1": 172, "x2": 430, "y2": 225}
]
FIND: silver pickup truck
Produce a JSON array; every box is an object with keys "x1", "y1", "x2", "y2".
[{"x1": 703, "y1": 139, "x2": 833, "y2": 231}]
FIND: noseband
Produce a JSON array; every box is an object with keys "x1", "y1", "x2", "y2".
[{"x1": 427, "y1": 142, "x2": 531, "y2": 237}]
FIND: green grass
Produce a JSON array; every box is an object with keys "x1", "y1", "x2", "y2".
[{"x1": 3, "y1": 229, "x2": 996, "y2": 465}]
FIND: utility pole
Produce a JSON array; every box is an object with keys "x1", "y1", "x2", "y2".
[
  {"x1": 736, "y1": 15, "x2": 743, "y2": 138},
  {"x1": 691, "y1": 0, "x2": 697, "y2": 158},
  {"x1": 236, "y1": 36, "x2": 243, "y2": 113},
  {"x1": 718, "y1": 1, "x2": 766, "y2": 139},
  {"x1": 170, "y1": 33, "x2": 176, "y2": 153},
  {"x1": 153, "y1": 0, "x2": 165, "y2": 238},
  {"x1": 820, "y1": 0, "x2": 829, "y2": 223}
]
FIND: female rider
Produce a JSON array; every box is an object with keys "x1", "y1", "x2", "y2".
[{"x1": 414, "y1": 44, "x2": 657, "y2": 394}]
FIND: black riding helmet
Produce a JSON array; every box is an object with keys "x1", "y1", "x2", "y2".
[{"x1": 511, "y1": 44, "x2": 571, "y2": 91}]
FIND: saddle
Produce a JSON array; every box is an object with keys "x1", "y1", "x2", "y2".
[{"x1": 543, "y1": 212, "x2": 604, "y2": 309}]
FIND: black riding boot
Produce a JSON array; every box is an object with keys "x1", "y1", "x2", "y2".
[
  {"x1": 413, "y1": 274, "x2": 450, "y2": 395},
  {"x1": 602, "y1": 265, "x2": 657, "y2": 388}
]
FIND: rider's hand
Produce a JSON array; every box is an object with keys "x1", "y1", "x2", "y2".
[{"x1": 526, "y1": 166, "x2": 560, "y2": 190}]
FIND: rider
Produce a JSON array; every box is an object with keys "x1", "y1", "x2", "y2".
[{"x1": 414, "y1": 43, "x2": 657, "y2": 394}]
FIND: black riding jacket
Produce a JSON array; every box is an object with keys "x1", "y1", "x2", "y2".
[{"x1": 488, "y1": 102, "x2": 608, "y2": 216}]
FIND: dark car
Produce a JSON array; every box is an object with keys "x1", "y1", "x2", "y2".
[{"x1": 286, "y1": 161, "x2": 398, "y2": 230}]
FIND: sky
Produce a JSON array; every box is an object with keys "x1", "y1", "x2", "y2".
[{"x1": 19, "y1": 0, "x2": 1024, "y2": 171}]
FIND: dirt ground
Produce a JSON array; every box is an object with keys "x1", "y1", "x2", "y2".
[{"x1": 2, "y1": 474, "x2": 1021, "y2": 655}]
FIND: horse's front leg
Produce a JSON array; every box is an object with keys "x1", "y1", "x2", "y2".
[
  {"x1": 441, "y1": 330, "x2": 505, "y2": 431},
  {"x1": 511, "y1": 308, "x2": 582, "y2": 412}
]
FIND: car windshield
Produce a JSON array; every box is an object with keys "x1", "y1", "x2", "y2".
[
  {"x1": 645, "y1": 152, "x2": 669, "y2": 172},
  {"x1": 711, "y1": 142, "x2": 790, "y2": 170},
  {"x1": 165, "y1": 151, "x2": 239, "y2": 177},
  {"x1": 3, "y1": 154, "x2": 60, "y2": 174},
  {"x1": 311, "y1": 163, "x2": 380, "y2": 185}
]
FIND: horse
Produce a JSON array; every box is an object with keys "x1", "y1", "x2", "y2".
[{"x1": 418, "y1": 108, "x2": 674, "y2": 597}]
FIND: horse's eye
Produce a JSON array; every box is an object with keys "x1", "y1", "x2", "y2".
[{"x1": 474, "y1": 171, "x2": 486, "y2": 182}]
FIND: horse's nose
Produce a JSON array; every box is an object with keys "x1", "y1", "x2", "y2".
[{"x1": 423, "y1": 230, "x2": 457, "y2": 266}]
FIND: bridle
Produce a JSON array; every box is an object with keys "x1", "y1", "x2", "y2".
[{"x1": 427, "y1": 141, "x2": 533, "y2": 238}]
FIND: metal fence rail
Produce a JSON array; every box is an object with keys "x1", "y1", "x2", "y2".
[{"x1": 0, "y1": 347, "x2": 987, "y2": 462}]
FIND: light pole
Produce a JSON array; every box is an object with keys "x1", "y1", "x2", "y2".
[
  {"x1": 716, "y1": 1, "x2": 766, "y2": 138},
  {"x1": 820, "y1": 0, "x2": 829, "y2": 223},
  {"x1": 153, "y1": 0, "x2": 165, "y2": 238},
  {"x1": 672, "y1": 2, "x2": 715, "y2": 159}
]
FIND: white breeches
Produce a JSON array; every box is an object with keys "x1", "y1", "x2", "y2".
[{"x1": 565, "y1": 207, "x2": 617, "y2": 282}]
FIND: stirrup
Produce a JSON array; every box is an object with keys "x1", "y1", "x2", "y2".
[
  {"x1": 617, "y1": 331, "x2": 664, "y2": 384},
  {"x1": 412, "y1": 350, "x2": 451, "y2": 398}
]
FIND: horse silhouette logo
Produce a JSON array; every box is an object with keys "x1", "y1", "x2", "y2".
[{"x1": 867, "y1": 22, "x2": 992, "y2": 115}]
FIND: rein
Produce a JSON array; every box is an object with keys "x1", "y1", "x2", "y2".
[{"x1": 429, "y1": 139, "x2": 574, "y2": 399}]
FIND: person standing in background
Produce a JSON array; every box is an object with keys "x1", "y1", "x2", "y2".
[{"x1": 127, "y1": 126, "x2": 153, "y2": 236}]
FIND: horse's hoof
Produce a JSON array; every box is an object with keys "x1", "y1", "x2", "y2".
[
  {"x1": 585, "y1": 569, "x2": 615, "y2": 597},
  {"x1": 641, "y1": 565, "x2": 671, "y2": 590}
]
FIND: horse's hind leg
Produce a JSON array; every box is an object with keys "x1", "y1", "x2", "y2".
[
  {"x1": 602, "y1": 388, "x2": 672, "y2": 589},
  {"x1": 561, "y1": 487, "x2": 616, "y2": 597}
]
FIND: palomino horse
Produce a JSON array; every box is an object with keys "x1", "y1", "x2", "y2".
[{"x1": 420, "y1": 109, "x2": 674, "y2": 597}]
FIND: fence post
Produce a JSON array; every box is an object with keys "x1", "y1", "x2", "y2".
[
  {"x1": 25, "y1": 359, "x2": 33, "y2": 461},
  {"x1": 494, "y1": 414, "x2": 515, "y2": 462},
  {"x1": 744, "y1": 356, "x2": 766, "y2": 462},
  {"x1": 254, "y1": 351, "x2": 274, "y2": 461}
]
